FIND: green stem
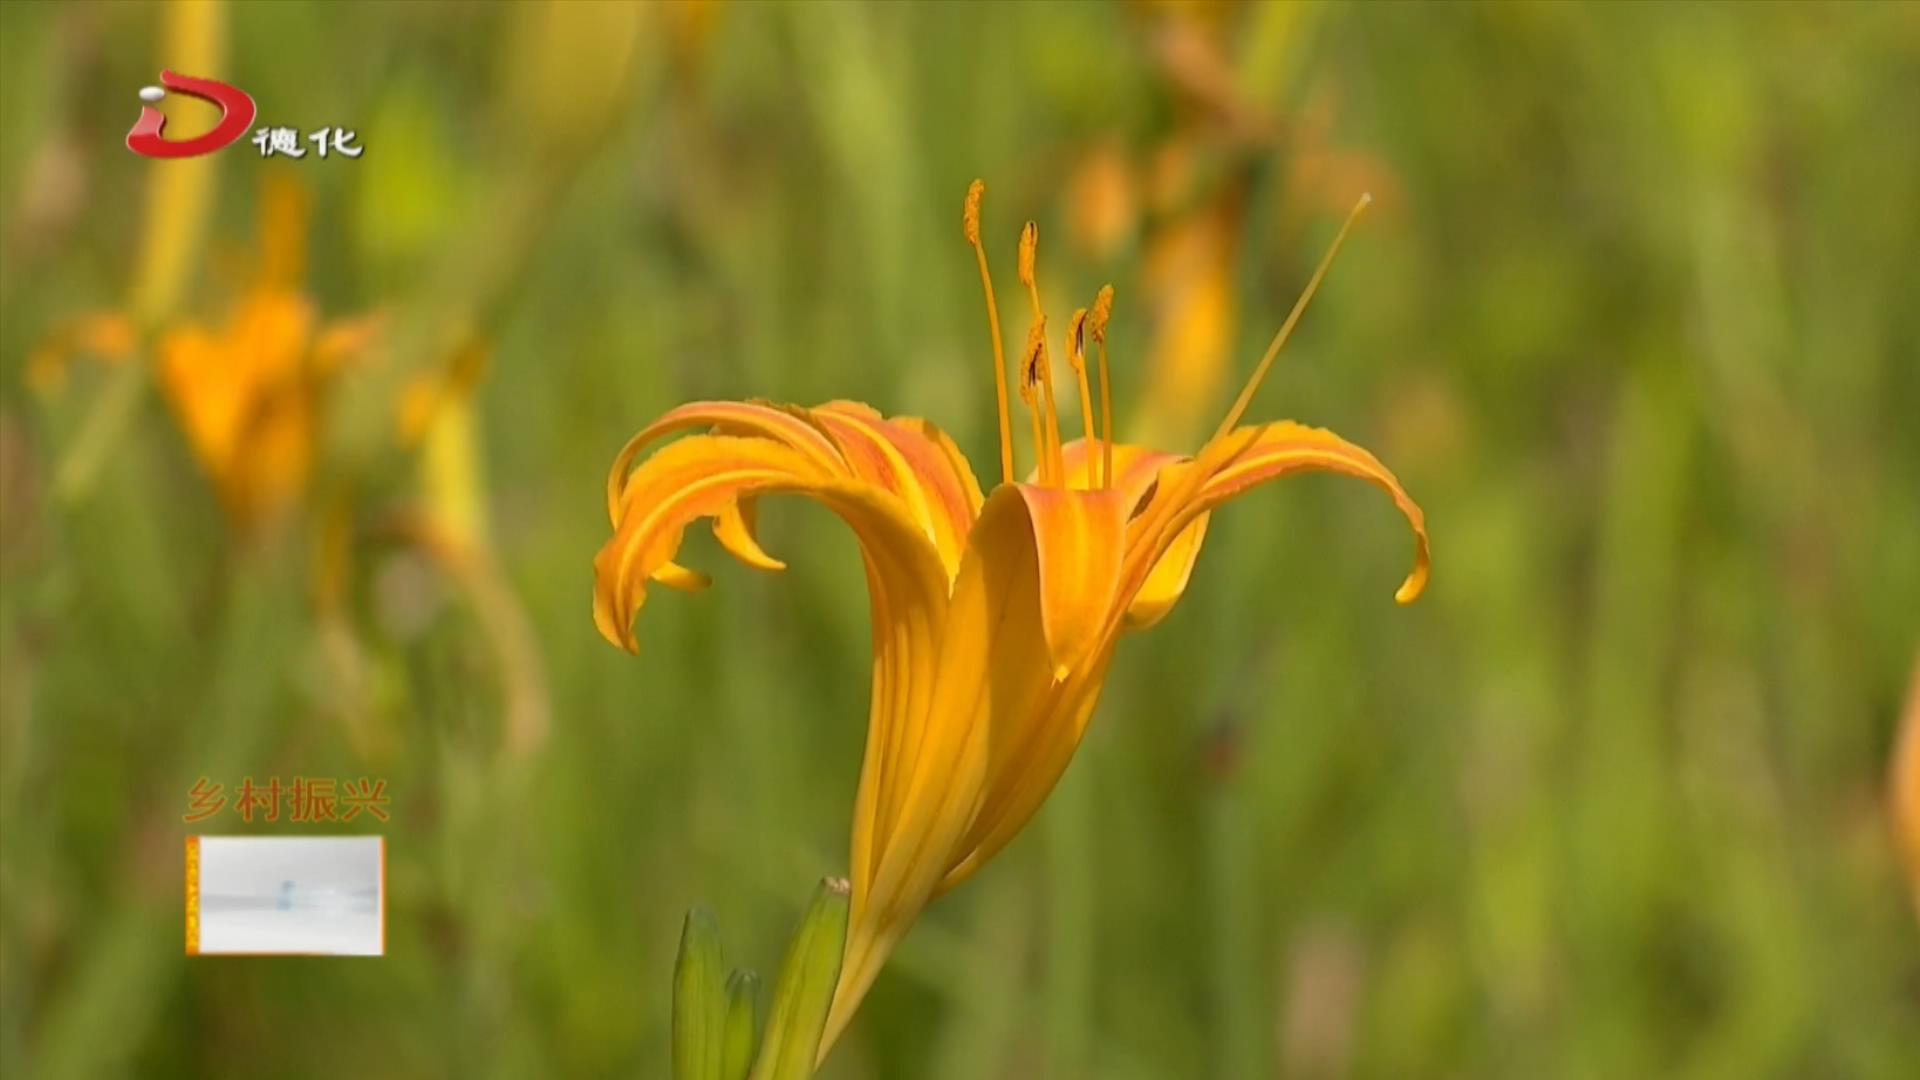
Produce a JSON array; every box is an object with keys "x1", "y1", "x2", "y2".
[{"x1": 1045, "y1": 764, "x2": 1094, "y2": 1079}]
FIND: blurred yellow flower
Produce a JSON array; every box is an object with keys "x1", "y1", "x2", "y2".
[
  {"x1": 24, "y1": 313, "x2": 139, "y2": 395},
  {"x1": 592, "y1": 181, "x2": 1429, "y2": 1058},
  {"x1": 1066, "y1": 2, "x2": 1401, "y2": 449},
  {"x1": 30, "y1": 176, "x2": 378, "y2": 530},
  {"x1": 154, "y1": 177, "x2": 378, "y2": 528},
  {"x1": 1893, "y1": 656, "x2": 1920, "y2": 919},
  {"x1": 1135, "y1": 171, "x2": 1244, "y2": 446}
]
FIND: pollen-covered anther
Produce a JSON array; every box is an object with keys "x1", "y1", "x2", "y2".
[
  {"x1": 1088, "y1": 284, "x2": 1114, "y2": 344},
  {"x1": 964, "y1": 178, "x2": 1014, "y2": 483},
  {"x1": 1065, "y1": 309, "x2": 1089, "y2": 372},
  {"x1": 1020, "y1": 319, "x2": 1048, "y2": 402},
  {"x1": 1017, "y1": 222, "x2": 1039, "y2": 289}
]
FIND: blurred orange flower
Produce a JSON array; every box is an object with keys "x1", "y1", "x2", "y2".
[
  {"x1": 30, "y1": 176, "x2": 379, "y2": 530},
  {"x1": 1893, "y1": 655, "x2": 1920, "y2": 918},
  {"x1": 1064, "y1": 3, "x2": 1401, "y2": 450}
]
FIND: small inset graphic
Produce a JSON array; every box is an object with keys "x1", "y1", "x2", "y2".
[{"x1": 185, "y1": 836, "x2": 384, "y2": 956}]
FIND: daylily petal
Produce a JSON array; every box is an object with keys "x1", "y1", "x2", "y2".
[
  {"x1": 1125, "y1": 511, "x2": 1210, "y2": 630},
  {"x1": 833, "y1": 485, "x2": 1061, "y2": 1053},
  {"x1": 830, "y1": 481, "x2": 1127, "y2": 1053},
  {"x1": 1056, "y1": 437, "x2": 1213, "y2": 630},
  {"x1": 813, "y1": 402, "x2": 984, "y2": 578},
  {"x1": 594, "y1": 422, "x2": 955, "y2": 1001},
  {"x1": 1126, "y1": 421, "x2": 1430, "y2": 617},
  {"x1": 602, "y1": 401, "x2": 852, "y2": 585},
  {"x1": 713, "y1": 497, "x2": 785, "y2": 571},
  {"x1": 1000, "y1": 483, "x2": 1130, "y2": 679},
  {"x1": 592, "y1": 432, "x2": 948, "y2": 655},
  {"x1": 899, "y1": 415, "x2": 988, "y2": 515},
  {"x1": 1054, "y1": 436, "x2": 1178, "y2": 504},
  {"x1": 603, "y1": 400, "x2": 845, "y2": 526},
  {"x1": 651, "y1": 562, "x2": 713, "y2": 592},
  {"x1": 937, "y1": 648, "x2": 1113, "y2": 894}
]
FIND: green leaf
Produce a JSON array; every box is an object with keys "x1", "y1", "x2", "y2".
[
  {"x1": 749, "y1": 878, "x2": 851, "y2": 1080},
  {"x1": 722, "y1": 969, "x2": 764, "y2": 1080},
  {"x1": 673, "y1": 907, "x2": 728, "y2": 1080}
]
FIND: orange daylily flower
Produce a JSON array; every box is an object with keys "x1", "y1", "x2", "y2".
[
  {"x1": 592, "y1": 181, "x2": 1429, "y2": 1058},
  {"x1": 154, "y1": 178, "x2": 378, "y2": 528},
  {"x1": 29, "y1": 176, "x2": 379, "y2": 529}
]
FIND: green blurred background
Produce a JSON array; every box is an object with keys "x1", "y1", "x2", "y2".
[{"x1": 2, "y1": 1, "x2": 1917, "y2": 1076}]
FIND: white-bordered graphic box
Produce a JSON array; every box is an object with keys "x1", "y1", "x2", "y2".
[{"x1": 186, "y1": 836, "x2": 385, "y2": 956}]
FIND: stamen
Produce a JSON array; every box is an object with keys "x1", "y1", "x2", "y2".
[
  {"x1": 1037, "y1": 340, "x2": 1063, "y2": 487},
  {"x1": 1065, "y1": 308, "x2": 1096, "y2": 488},
  {"x1": 1088, "y1": 285, "x2": 1115, "y2": 489},
  {"x1": 1017, "y1": 221, "x2": 1039, "y2": 295},
  {"x1": 965, "y1": 180, "x2": 1015, "y2": 485},
  {"x1": 1017, "y1": 221, "x2": 1065, "y2": 486},
  {"x1": 1018, "y1": 323, "x2": 1049, "y2": 485},
  {"x1": 1211, "y1": 193, "x2": 1371, "y2": 443}
]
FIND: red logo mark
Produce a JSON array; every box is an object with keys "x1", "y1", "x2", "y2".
[{"x1": 125, "y1": 70, "x2": 256, "y2": 159}]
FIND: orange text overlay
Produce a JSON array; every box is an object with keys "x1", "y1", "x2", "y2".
[{"x1": 183, "y1": 776, "x2": 390, "y2": 824}]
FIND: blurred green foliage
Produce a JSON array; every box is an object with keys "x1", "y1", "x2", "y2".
[{"x1": 2, "y1": 1, "x2": 1918, "y2": 1077}]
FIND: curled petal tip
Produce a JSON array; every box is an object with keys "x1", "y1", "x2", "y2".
[
  {"x1": 1393, "y1": 562, "x2": 1430, "y2": 606},
  {"x1": 652, "y1": 562, "x2": 713, "y2": 592},
  {"x1": 715, "y1": 502, "x2": 787, "y2": 572},
  {"x1": 592, "y1": 584, "x2": 646, "y2": 654}
]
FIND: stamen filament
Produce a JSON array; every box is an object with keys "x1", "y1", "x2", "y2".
[
  {"x1": 964, "y1": 181, "x2": 1015, "y2": 485},
  {"x1": 1065, "y1": 309, "x2": 1096, "y2": 489},
  {"x1": 1089, "y1": 285, "x2": 1115, "y2": 489},
  {"x1": 1018, "y1": 221, "x2": 1066, "y2": 486},
  {"x1": 1210, "y1": 193, "x2": 1372, "y2": 444},
  {"x1": 1038, "y1": 350, "x2": 1063, "y2": 486},
  {"x1": 1020, "y1": 321, "x2": 1056, "y2": 486},
  {"x1": 1028, "y1": 408, "x2": 1048, "y2": 485},
  {"x1": 1018, "y1": 331, "x2": 1048, "y2": 486}
]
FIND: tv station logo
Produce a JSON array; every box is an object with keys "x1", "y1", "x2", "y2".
[{"x1": 126, "y1": 69, "x2": 362, "y2": 161}]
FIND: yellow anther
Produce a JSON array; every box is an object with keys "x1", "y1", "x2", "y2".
[
  {"x1": 1089, "y1": 285, "x2": 1116, "y2": 488},
  {"x1": 1010, "y1": 218, "x2": 1063, "y2": 485},
  {"x1": 1088, "y1": 284, "x2": 1114, "y2": 343},
  {"x1": 964, "y1": 180, "x2": 1015, "y2": 484},
  {"x1": 1021, "y1": 318, "x2": 1065, "y2": 485},
  {"x1": 1018, "y1": 322, "x2": 1045, "y2": 481},
  {"x1": 1019, "y1": 320, "x2": 1044, "y2": 404},
  {"x1": 1017, "y1": 221, "x2": 1038, "y2": 290},
  {"x1": 1065, "y1": 308, "x2": 1097, "y2": 488}
]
